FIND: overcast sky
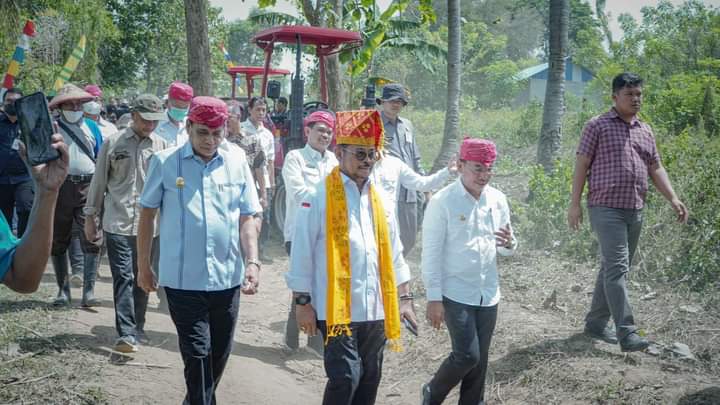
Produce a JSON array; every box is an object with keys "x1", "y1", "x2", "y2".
[{"x1": 210, "y1": 0, "x2": 720, "y2": 40}]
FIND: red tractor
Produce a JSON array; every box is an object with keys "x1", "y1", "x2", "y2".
[{"x1": 250, "y1": 25, "x2": 363, "y2": 231}]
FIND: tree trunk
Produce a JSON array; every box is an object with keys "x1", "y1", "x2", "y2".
[
  {"x1": 431, "y1": 0, "x2": 462, "y2": 173},
  {"x1": 325, "y1": 0, "x2": 345, "y2": 110},
  {"x1": 183, "y1": 0, "x2": 212, "y2": 96},
  {"x1": 537, "y1": 0, "x2": 569, "y2": 172}
]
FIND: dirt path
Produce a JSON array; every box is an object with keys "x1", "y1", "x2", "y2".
[
  {"x1": 60, "y1": 240, "x2": 326, "y2": 404},
  {"x1": 30, "y1": 236, "x2": 720, "y2": 404}
]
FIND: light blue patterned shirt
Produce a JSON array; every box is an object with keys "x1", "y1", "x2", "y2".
[{"x1": 140, "y1": 141, "x2": 261, "y2": 291}]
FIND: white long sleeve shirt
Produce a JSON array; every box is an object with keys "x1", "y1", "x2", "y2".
[
  {"x1": 421, "y1": 179, "x2": 516, "y2": 307},
  {"x1": 370, "y1": 155, "x2": 451, "y2": 220},
  {"x1": 281, "y1": 144, "x2": 338, "y2": 242},
  {"x1": 286, "y1": 173, "x2": 411, "y2": 322}
]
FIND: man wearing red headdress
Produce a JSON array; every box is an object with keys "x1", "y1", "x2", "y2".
[
  {"x1": 281, "y1": 110, "x2": 338, "y2": 353},
  {"x1": 155, "y1": 81, "x2": 193, "y2": 147},
  {"x1": 421, "y1": 138, "x2": 516, "y2": 405},
  {"x1": 136, "y1": 96, "x2": 262, "y2": 404},
  {"x1": 287, "y1": 110, "x2": 417, "y2": 405}
]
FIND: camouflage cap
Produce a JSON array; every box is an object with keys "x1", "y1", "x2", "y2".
[{"x1": 131, "y1": 94, "x2": 165, "y2": 121}]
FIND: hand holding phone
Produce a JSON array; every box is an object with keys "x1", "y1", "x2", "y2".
[{"x1": 15, "y1": 92, "x2": 60, "y2": 166}]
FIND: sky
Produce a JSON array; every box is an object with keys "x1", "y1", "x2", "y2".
[{"x1": 211, "y1": 0, "x2": 720, "y2": 40}]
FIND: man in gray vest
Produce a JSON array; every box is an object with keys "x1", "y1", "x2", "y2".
[{"x1": 377, "y1": 83, "x2": 424, "y2": 256}]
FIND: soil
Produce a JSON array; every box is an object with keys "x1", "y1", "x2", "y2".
[{"x1": 31, "y1": 234, "x2": 719, "y2": 405}]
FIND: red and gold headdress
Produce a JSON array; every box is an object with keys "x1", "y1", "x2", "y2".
[{"x1": 335, "y1": 110, "x2": 384, "y2": 149}]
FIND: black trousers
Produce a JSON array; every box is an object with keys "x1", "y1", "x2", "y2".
[
  {"x1": 52, "y1": 179, "x2": 100, "y2": 255},
  {"x1": 427, "y1": 298, "x2": 498, "y2": 405},
  {"x1": 0, "y1": 181, "x2": 33, "y2": 237},
  {"x1": 166, "y1": 286, "x2": 240, "y2": 405},
  {"x1": 318, "y1": 320, "x2": 386, "y2": 405}
]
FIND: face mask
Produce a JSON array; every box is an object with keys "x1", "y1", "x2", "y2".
[
  {"x1": 62, "y1": 110, "x2": 84, "y2": 123},
  {"x1": 168, "y1": 107, "x2": 188, "y2": 122},
  {"x1": 83, "y1": 101, "x2": 102, "y2": 116},
  {"x1": 3, "y1": 103, "x2": 17, "y2": 117}
]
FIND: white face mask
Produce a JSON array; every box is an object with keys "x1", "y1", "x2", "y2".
[
  {"x1": 83, "y1": 101, "x2": 102, "y2": 116},
  {"x1": 62, "y1": 110, "x2": 84, "y2": 123}
]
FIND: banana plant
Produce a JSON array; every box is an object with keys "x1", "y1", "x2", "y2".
[
  {"x1": 339, "y1": 0, "x2": 445, "y2": 76},
  {"x1": 253, "y1": 0, "x2": 444, "y2": 77}
]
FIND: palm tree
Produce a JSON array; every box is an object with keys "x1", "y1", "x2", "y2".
[
  {"x1": 183, "y1": 0, "x2": 212, "y2": 95},
  {"x1": 537, "y1": 0, "x2": 569, "y2": 172},
  {"x1": 431, "y1": 0, "x2": 461, "y2": 173}
]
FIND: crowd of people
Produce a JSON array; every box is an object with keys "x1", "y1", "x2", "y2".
[{"x1": 0, "y1": 72, "x2": 688, "y2": 405}]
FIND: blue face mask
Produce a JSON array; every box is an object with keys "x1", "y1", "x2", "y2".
[{"x1": 168, "y1": 107, "x2": 188, "y2": 122}]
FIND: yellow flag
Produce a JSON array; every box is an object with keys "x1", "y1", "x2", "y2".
[{"x1": 51, "y1": 35, "x2": 86, "y2": 95}]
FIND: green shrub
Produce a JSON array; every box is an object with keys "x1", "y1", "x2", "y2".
[
  {"x1": 518, "y1": 160, "x2": 596, "y2": 258},
  {"x1": 641, "y1": 129, "x2": 720, "y2": 287}
]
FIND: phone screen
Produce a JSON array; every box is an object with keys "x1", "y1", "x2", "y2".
[{"x1": 15, "y1": 91, "x2": 59, "y2": 166}]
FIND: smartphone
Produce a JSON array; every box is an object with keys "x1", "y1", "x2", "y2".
[
  {"x1": 403, "y1": 317, "x2": 418, "y2": 337},
  {"x1": 15, "y1": 91, "x2": 59, "y2": 166}
]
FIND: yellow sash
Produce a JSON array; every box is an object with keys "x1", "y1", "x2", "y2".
[{"x1": 324, "y1": 166, "x2": 402, "y2": 351}]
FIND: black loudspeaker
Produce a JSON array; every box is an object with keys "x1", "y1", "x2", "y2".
[{"x1": 267, "y1": 80, "x2": 281, "y2": 100}]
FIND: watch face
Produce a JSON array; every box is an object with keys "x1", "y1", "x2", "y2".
[{"x1": 295, "y1": 295, "x2": 311, "y2": 305}]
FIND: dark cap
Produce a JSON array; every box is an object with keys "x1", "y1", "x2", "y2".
[
  {"x1": 376, "y1": 83, "x2": 409, "y2": 105},
  {"x1": 132, "y1": 94, "x2": 166, "y2": 121}
]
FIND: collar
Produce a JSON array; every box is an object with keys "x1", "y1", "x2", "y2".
[
  {"x1": 381, "y1": 111, "x2": 402, "y2": 126},
  {"x1": 243, "y1": 119, "x2": 263, "y2": 131},
  {"x1": 340, "y1": 171, "x2": 371, "y2": 193},
  {"x1": 303, "y1": 143, "x2": 327, "y2": 161},
  {"x1": 123, "y1": 126, "x2": 152, "y2": 141},
  {"x1": 609, "y1": 107, "x2": 640, "y2": 126},
  {"x1": 453, "y1": 177, "x2": 487, "y2": 203},
  {"x1": 181, "y1": 139, "x2": 229, "y2": 163}
]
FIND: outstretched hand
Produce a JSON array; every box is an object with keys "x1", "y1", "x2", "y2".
[{"x1": 447, "y1": 154, "x2": 459, "y2": 174}]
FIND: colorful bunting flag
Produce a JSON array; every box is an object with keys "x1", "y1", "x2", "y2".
[{"x1": 1, "y1": 20, "x2": 36, "y2": 94}]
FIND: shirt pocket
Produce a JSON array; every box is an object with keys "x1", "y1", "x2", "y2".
[{"x1": 109, "y1": 150, "x2": 133, "y2": 179}]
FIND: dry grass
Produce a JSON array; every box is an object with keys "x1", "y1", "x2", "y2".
[
  {"x1": 0, "y1": 286, "x2": 110, "y2": 404},
  {"x1": 375, "y1": 245, "x2": 720, "y2": 404}
]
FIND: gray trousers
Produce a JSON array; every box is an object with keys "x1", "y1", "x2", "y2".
[
  {"x1": 427, "y1": 298, "x2": 497, "y2": 405},
  {"x1": 397, "y1": 200, "x2": 419, "y2": 256},
  {"x1": 586, "y1": 206, "x2": 643, "y2": 339}
]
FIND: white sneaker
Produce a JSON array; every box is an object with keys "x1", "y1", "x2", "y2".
[{"x1": 114, "y1": 336, "x2": 139, "y2": 353}]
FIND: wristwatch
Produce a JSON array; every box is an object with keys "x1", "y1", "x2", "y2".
[{"x1": 294, "y1": 294, "x2": 311, "y2": 306}]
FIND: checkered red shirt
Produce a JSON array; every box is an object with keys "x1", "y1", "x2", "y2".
[{"x1": 577, "y1": 108, "x2": 660, "y2": 209}]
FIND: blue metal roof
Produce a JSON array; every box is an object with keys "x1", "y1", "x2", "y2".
[
  {"x1": 514, "y1": 60, "x2": 595, "y2": 82},
  {"x1": 514, "y1": 63, "x2": 549, "y2": 81}
]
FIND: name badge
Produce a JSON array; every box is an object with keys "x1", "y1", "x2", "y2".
[
  {"x1": 404, "y1": 128, "x2": 413, "y2": 143},
  {"x1": 11, "y1": 139, "x2": 20, "y2": 151}
]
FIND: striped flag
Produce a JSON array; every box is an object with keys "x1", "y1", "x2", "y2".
[
  {"x1": 50, "y1": 35, "x2": 86, "y2": 96},
  {"x1": 220, "y1": 42, "x2": 234, "y2": 70},
  {"x1": 1, "y1": 20, "x2": 36, "y2": 95}
]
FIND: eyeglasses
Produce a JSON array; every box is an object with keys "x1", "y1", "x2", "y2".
[{"x1": 342, "y1": 147, "x2": 377, "y2": 162}]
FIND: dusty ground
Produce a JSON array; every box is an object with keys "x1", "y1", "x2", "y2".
[
  {"x1": 1, "y1": 235, "x2": 719, "y2": 404},
  {"x1": 1, "y1": 154, "x2": 719, "y2": 405}
]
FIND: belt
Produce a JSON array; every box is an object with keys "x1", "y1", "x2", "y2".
[{"x1": 66, "y1": 174, "x2": 93, "y2": 184}]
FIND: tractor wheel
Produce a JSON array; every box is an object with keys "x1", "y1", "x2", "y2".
[{"x1": 272, "y1": 184, "x2": 286, "y2": 235}]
